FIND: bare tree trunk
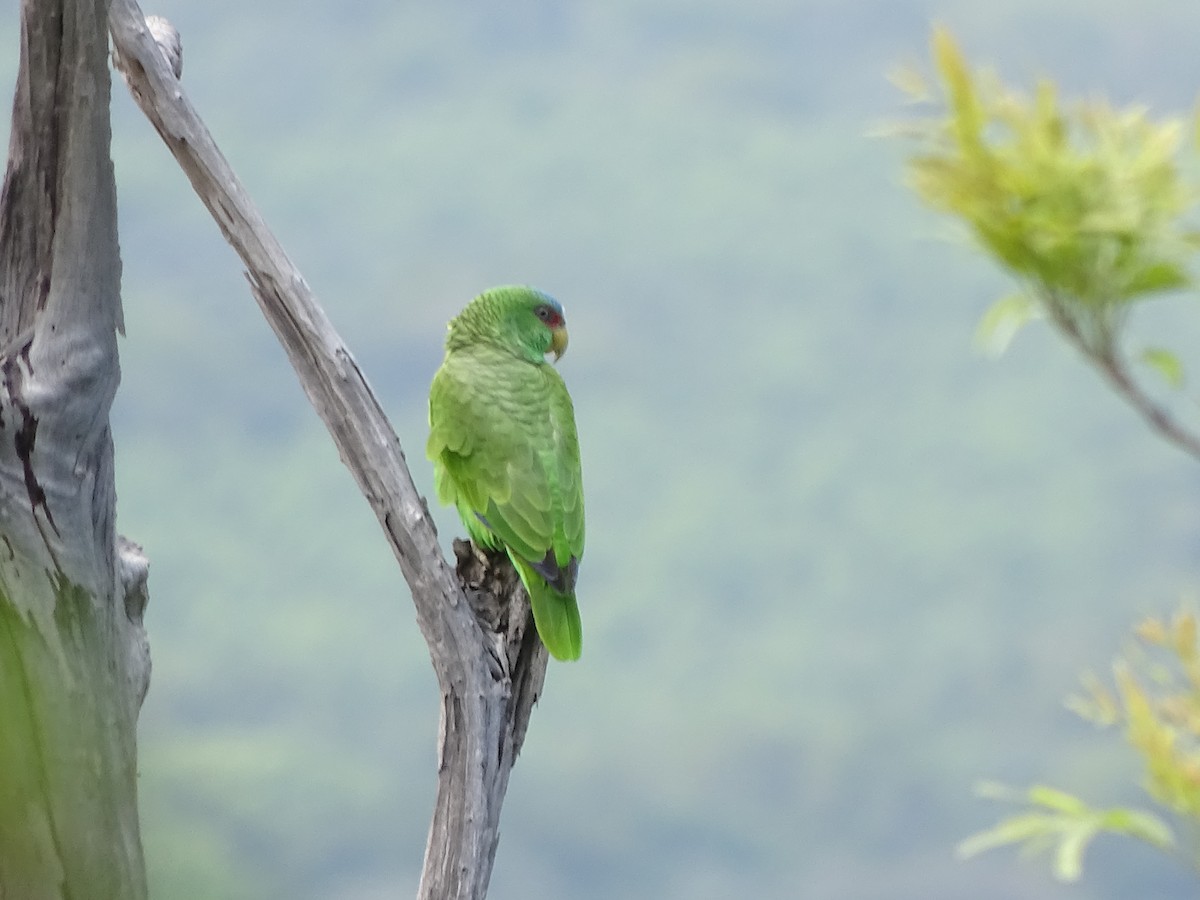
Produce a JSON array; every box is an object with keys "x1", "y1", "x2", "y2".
[
  {"x1": 0, "y1": 0, "x2": 150, "y2": 897},
  {"x1": 109, "y1": 5, "x2": 548, "y2": 899}
]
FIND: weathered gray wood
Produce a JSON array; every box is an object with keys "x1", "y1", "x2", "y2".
[
  {"x1": 0, "y1": 0, "x2": 150, "y2": 896},
  {"x1": 108, "y1": 6, "x2": 548, "y2": 898}
]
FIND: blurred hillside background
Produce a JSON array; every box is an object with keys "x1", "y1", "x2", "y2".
[{"x1": 3, "y1": 1, "x2": 1200, "y2": 897}]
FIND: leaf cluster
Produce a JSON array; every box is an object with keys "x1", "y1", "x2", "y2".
[
  {"x1": 898, "y1": 26, "x2": 1200, "y2": 470},
  {"x1": 958, "y1": 782, "x2": 1172, "y2": 882},
  {"x1": 899, "y1": 26, "x2": 1200, "y2": 375},
  {"x1": 1084, "y1": 613, "x2": 1200, "y2": 820},
  {"x1": 961, "y1": 611, "x2": 1200, "y2": 880},
  {"x1": 904, "y1": 27, "x2": 1198, "y2": 314}
]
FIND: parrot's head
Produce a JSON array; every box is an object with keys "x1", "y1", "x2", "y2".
[
  {"x1": 449, "y1": 285, "x2": 569, "y2": 365},
  {"x1": 535, "y1": 298, "x2": 570, "y2": 362}
]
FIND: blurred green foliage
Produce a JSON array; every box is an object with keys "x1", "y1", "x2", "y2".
[
  {"x1": 962, "y1": 612, "x2": 1200, "y2": 882},
  {"x1": 959, "y1": 782, "x2": 1173, "y2": 881},
  {"x1": 906, "y1": 29, "x2": 1196, "y2": 311},
  {"x1": 2, "y1": 2, "x2": 1200, "y2": 899},
  {"x1": 901, "y1": 27, "x2": 1200, "y2": 461},
  {"x1": 901, "y1": 25, "x2": 1200, "y2": 890}
]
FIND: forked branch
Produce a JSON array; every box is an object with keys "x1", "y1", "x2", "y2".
[{"x1": 106, "y1": 5, "x2": 547, "y2": 898}]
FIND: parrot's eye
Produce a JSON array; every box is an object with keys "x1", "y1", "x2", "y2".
[{"x1": 535, "y1": 305, "x2": 562, "y2": 326}]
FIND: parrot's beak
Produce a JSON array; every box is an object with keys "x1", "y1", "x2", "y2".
[{"x1": 550, "y1": 326, "x2": 569, "y2": 361}]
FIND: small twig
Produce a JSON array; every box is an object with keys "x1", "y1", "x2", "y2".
[
  {"x1": 1043, "y1": 291, "x2": 1200, "y2": 463},
  {"x1": 1092, "y1": 347, "x2": 1200, "y2": 463}
]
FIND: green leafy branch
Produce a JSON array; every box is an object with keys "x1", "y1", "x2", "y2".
[
  {"x1": 897, "y1": 26, "x2": 1200, "y2": 460},
  {"x1": 898, "y1": 27, "x2": 1200, "y2": 883},
  {"x1": 957, "y1": 783, "x2": 1173, "y2": 881},
  {"x1": 959, "y1": 612, "x2": 1200, "y2": 880}
]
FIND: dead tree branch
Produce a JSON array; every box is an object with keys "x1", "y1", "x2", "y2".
[
  {"x1": 0, "y1": 0, "x2": 150, "y2": 895},
  {"x1": 107, "y1": 5, "x2": 548, "y2": 898}
]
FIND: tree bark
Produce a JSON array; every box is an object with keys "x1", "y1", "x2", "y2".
[
  {"x1": 108, "y1": 6, "x2": 548, "y2": 899},
  {"x1": 0, "y1": 0, "x2": 150, "y2": 897}
]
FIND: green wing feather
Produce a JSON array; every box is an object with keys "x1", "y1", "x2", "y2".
[{"x1": 428, "y1": 344, "x2": 585, "y2": 660}]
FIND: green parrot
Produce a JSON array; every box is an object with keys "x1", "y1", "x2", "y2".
[{"x1": 427, "y1": 286, "x2": 585, "y2": 661}]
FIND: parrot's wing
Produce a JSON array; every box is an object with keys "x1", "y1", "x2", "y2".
[
  {"x1": 429, "y1": 355, "x2": 583, "y2": 589},
  {"x1": 545, "y1": 374, "x2": 585, "y2": 569}
]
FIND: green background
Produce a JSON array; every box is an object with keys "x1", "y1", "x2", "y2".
[{"x1": 4, "y1": 1, "x2": 1200, "y2": 897}]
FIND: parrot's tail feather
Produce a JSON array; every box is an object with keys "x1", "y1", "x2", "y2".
[
  {"x1": 529, "y1": 584, "x2": 582, "y2": 662},
  {"x1": 512, "y1": 556, "x2": 582, "y2": 661}
]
